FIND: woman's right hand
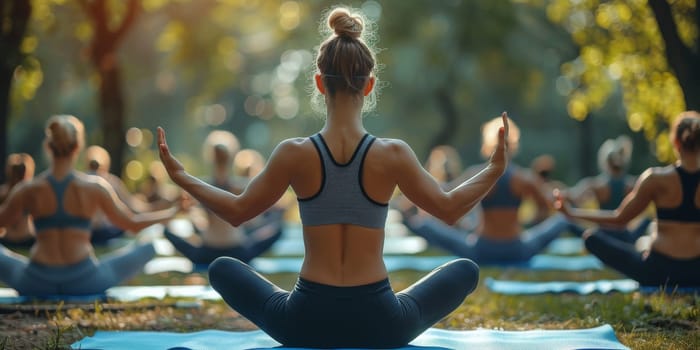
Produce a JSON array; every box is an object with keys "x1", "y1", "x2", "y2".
[
  {"x1": 488, "y1": 111, "x2": 510, "y2": 173},
  {"x1": 157, "y1": 127, "x2": 187, "y2": 185}
]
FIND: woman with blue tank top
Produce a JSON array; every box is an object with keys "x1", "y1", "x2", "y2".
[
  {"x1": 564, "y1": 135, "x2": 652, "y2": 243},
  {"x1": 156, "y1": 7, "x2": 510, "y2": 348},
  {"x1": 0, "y1": 115, "x2": 182, "y2": 296},
  {"x1": 401, "y1": 116, "x2": 570, "y2": 264},
  {"x1": 555, "y1": 111, "x2": 700, "y2": 287}
]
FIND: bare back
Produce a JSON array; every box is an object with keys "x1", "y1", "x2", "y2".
[
  {"x1": 290, "y1": 134, "x2": 396, "y2": 286},
  {"x1": 646, "y1": 166, "x2": 700, "y2": 258},
  {"x1": 479, "y1": 167, "x2": 548, "y2": 240},
  {"x1": 20, "y1": 172, "x2": 104, "y2": 265}
]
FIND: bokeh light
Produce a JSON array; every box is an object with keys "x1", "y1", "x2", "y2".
[
  {"x1": 125, "y1": 160, "x2": 144, "y2": 181},
  {"x1": 125, "y1": 127, "x2": 143, "y2": 148}
]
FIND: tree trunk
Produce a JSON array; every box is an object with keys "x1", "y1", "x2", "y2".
[
  {"x1": 648, "y1": 0, "x2": 700, "y2": 111},
  {"x1": 98, "y1": 58, "x2": 126, "y2": 176},
  {"x1": 0, "y1": 0, "x2": 32, "y2": 184},
  {"x1": 82, "y1": 0, "x2": 140, "y2": 176},
  {"x1": 0, "y1": 70, "x2": 11, "y2": 184}
]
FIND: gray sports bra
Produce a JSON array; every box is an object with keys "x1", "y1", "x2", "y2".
[{"x1": 297, "y1": 133, "x2": 388, "y2": 229}]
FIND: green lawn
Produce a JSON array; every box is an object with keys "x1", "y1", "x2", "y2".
[{"x1": 0, "y1": 248, "x2": 698, "y2": 349}]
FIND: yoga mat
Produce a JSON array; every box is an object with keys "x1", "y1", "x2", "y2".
[
  {"x1": 106, "y1": 285, "x2": 221, "y2": 302},
  {"x1": 71, "y1": 324, "x2": 629, "y2": 350},
  {"x1": 0, "y1": 288, "x2": 106, "y2": 304},
  {"x1": 544, "y1": 237, "x2": 584, "y2": 255},
  {"x1": 143, "y1": 254, "x2": 603, "y2": 275},
  {"x1": 485, "y1": 277, "x2": 640, "y2": 295},
  {"x1": 271, "y1": 236, "x2": 428, "y2": 256}
]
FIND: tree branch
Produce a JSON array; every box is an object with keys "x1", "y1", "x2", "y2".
[{"x1": 113, "y1": 0, "x2": 141, "y2": 43}]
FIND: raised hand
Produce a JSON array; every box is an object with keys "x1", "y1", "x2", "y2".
[
  {"x1": 157, "y1": 127, "x2": 186, "y2": 184},
  {"x1": 552, "y1": 188, "x2": 571, "y2": 216},
  {"x1": 488, "y1": 111, "x2": 510, "y2": 173}
]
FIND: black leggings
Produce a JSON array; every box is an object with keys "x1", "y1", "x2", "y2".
[
  {"x1": 208, "y1": 257, "x2": 479, "y2": 348},
  {"x1": 164, "y1": 223, "x2": 283, "y2": 265},
  {"x1": 585, "y1": 229, "x2": 700, "y2": 287},
  {"x1": 569, "y1": 217, "x2": 652, "y2": 243}
]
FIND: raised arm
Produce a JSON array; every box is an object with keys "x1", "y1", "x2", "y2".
[
  {"x1": 396, "y1": 112, "x2": 510, "y2": 225},
  {"x1": 554, "y1": 168, "x2": 655, "y2": 227},
  {"x1": 157, "y1": 127, "x2": 291, "y2": 227},
  {"x1": 0, "y1": 183, "x2": 27, "y2": 228},
  {"x1": 93, "y1": 176, "x2": 180, "y2": 233}
]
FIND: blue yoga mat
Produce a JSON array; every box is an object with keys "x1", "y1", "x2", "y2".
[
  {"x1": 544, "y1": 237, "x2": 584, "y2": 255},
  {"x1": 143, "y1": 254, "x2": 603, "y2": 275},
  {"x1": 71, "y1": 324, "x2": 628, "y2": 350},
  {"x1": 0, "y1": 288, "x2": 106, "y2": 304},
  {"x1": 485, "y1": 277, "x2": 640, "y2": 295}
]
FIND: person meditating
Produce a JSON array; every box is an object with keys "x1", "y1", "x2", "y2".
[
  {"x1": 401, "y1": 116, "x2": 569, "y2": 264},
  {"x1": 156, "y1": 7, "x2": 510, "y2": 348},
  {"x1": 555, "y1": 111, "x2": 700, "y2": 288},
  {"x1": 163, "y1": 130, "x2": 283, "y2": 266},
  {"x1": 0, "y1": 153, "x2": 36, "y2": 249},
  {"x1": 0, "y1": 115, "x2": 181, "y2": 296}
]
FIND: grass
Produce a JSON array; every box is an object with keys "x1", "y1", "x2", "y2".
[{"x1": 0, "y1": 248, "x2": 698, "y2": 349}]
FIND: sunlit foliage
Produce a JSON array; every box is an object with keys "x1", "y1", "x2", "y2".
[{"x1": 541, "y1": 0, "x2": 697, "y2": 162}]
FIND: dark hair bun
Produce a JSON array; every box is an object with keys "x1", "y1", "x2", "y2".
[{"x1": 328, "y1": 8, "x2": 363, "y2": 39}]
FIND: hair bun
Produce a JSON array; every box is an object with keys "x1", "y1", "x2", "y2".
[{"x1": 328, "y1": 8, "x2": 363, "y2": 39}]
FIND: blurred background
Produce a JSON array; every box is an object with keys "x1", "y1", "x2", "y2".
[{"x1": 2, "y1": 0, "x2": 698, "y2": 190}]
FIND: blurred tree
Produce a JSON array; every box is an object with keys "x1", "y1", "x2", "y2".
[
  {"x1": 78, "y1": 0, "x2": 140, "y2": 175},
  {"x1": 543, "y1": 0, "x2": 699, "y2": 162},
  {"x1": 0, "y1": 0, "x2": 32, "y2": 183}
]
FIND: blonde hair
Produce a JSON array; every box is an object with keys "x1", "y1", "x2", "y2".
[
  {"x1": 480, "y1": 115, "x2": 520, "y2": 159},
  {"x1": 597, "y1": 135, "x2": 632, "y2": 174},
  {"x1": 311, "y1": 7, "x2": 378, "y2": 114},
  {"x1": 44, "y1": 114, "x2": 84, "y2": 158}
]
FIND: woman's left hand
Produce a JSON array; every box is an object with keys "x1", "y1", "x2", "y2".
[
  {"x1": 157, "y1": 127, "x2": 187, "y2": 184},
  {"x1": 552, "y1": 188, "x2": 571, "y2": 217}
]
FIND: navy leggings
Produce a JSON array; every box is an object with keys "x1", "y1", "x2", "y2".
[
  {"x1": 0, "y1": 242, "x2": 155, "y2": 296},
  {"x1": 568, "y1": 217, "x2": 652, "y2": 243},
  {"x1": 164, "y1": 223, "x2": 283, "y2": 265},
  {"x1": 585, "y1": 229, "x2": 700, "y2": 287},
  {"x1": 405, "y1": 214, "x2": 569, "y2": 264},
  {"x1": 209, "y1": 257, "x2": 479, "y2": 348},
  {"x1": 91, "y1": 225, "x2": 126, "y2": 245}
]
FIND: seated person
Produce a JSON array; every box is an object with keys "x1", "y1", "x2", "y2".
[
  {"x1": 163, "y1": 130, "x2": 283, "y2": 266},
  {"x1": 401, "y1": 116, "x2": 570, "y2": 264},
  {"x1": 0, "y1": 153, "x2": 36, "y2": 248},
  {"x1": 0, "y1": 115, "x2": 181, "y2": 296},
  {"x1": 155, "y1": 8, "x2": 494, "y2": 347},
  {"x1": 555, "y1": 111, "x2": 700, "y2": 287},
  {"x1": 564, "y1": 135, "x2": 652, "y2": 243},
  {"x1": 85, "y1": 145, "x2": 153, "y2": 244}
]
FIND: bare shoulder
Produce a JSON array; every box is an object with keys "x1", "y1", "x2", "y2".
[
  {"x1": 73, "y1": 171, "x2": 113, "y2": 194},
  {"x1": 369, "y1": 137, "x2": 413, "y2": 160}
]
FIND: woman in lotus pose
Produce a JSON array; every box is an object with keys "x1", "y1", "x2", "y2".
[
  {"x1": 0, "y1": 115, "x2": 180, "y2": 296},
  {"x1": 157, "y1": 7, "x2": 509, "y2": 348},
  {"x1": 402, "y1": 116, "x2": 569, "y2": 264},
  {"x1": 556, "y1": 111, "x2": 700, "y2": 287},
  {"x1": 565, "y1": 136, "x2": 652, "y2": 243},
  {"x1": 0, "y1": 153, "x2": 36, "y2": 248}
]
